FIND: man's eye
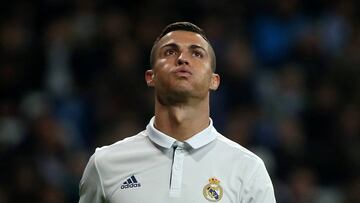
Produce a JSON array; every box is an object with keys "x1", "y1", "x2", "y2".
[
  {"x1": 193, "y1": 51, "x2": 203, "y2": 58},
  {"x1": 165, "y1": 49, "x2": 176, "y2": 55}
]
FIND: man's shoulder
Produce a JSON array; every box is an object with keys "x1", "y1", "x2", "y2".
[
  {"x1": 93, "y1": 130, "x2": 149, "y2": 159},
  {"x1": 215, "y1": 134, "x2": 263, "y2": 164}
]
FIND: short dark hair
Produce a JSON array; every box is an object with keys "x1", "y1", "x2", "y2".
[{"x1": 149, "y1": 22, "x2": 216, "y2": 72}]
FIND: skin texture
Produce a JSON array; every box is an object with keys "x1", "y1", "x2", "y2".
[{"x1": 145, "y1": 31, "x2": 220, "y2": 141}]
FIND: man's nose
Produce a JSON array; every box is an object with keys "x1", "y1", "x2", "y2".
[{"x1": 176, "y1": 52, "x2": 189, "y2": 66}]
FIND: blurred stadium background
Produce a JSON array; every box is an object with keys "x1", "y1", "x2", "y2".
[{"x1": 0, "y1": 0, "x2": 359, "y2": 202}]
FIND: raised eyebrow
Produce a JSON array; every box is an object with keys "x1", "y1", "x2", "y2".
[
  {"x1": 160, "y1": 43, "x2": 206, "y2": 51},
  {"x1": 160, "y1": 43, "x2": 179, "y2": 51},
  {"x1": 189, "y1": 44, "x2": 207, "y2": 53}
]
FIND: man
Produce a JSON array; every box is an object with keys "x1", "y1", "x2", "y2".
[{"x1": 79, "y1": 22, "x2": 276, "y2": 202}]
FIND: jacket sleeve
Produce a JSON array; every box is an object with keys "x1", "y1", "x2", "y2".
[
  {"x1": 79, "y1": 153, "x2": 106, "y2": 203},
  {"x1": 242, "y1": 160, "x2": 276, "y2": 203}
]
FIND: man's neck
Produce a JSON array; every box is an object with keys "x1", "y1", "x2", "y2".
[{"x1": 153, "y1": 99, "x2": 210, "y2": 141}]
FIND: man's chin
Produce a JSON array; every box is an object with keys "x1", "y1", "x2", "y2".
[{"x1": 157, "y1": 89, "x2": 191, "y2": 106}]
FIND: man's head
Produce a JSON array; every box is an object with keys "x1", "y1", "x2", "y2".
[
  {"x1": 145, "y1": 22, "x2": 220, "y2": 105},
  {"x1": 150, "y1": 22, "x2": 216, "y2": 72}
]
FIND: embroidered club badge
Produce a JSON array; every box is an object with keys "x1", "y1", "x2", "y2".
[{"x1": 203, "y1": 177, "x2": 223, "y2": 202}]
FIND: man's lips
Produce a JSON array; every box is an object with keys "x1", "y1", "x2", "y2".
[{"x1": 173, "y1": 67, "x2": 192, "y2": 77}]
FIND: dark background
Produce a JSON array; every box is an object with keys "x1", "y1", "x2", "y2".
[{"x1": 0, "y1": 0, "x2": 359, "y2": 202}]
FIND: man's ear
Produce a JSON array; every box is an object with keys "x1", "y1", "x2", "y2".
[
  {"x1": 209, "y1": 73, "x2": 220, "y2": 91},
  {"x1": 145, "y1": 70, "x2": 155, "y2": 87}
]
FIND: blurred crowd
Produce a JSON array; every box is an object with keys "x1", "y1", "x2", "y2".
[{"x1": 0, "y1": 0, "x2": 359, "y2": 202}]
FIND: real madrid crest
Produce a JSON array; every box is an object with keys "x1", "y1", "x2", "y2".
[{"x1": 203, "y1": 177, "x2": 223, "y2": 202}]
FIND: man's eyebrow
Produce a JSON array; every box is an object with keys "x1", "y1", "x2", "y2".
[
  {"x1": 160, "y1": 43, "x2": 179, "y2": 50},
  {"x1": 189, "y1": 44, "x2": 207, "y2": 52},
  {"x1": 160, "y1": 43, "x2": 207, "y2": 52}
]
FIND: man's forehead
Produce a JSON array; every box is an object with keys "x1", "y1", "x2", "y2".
[{"x1": 158, "y1": 30, "x2": 209, "y2": 47}]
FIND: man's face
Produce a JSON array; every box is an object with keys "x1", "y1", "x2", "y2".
[{"x1": 146, "y1": 31, "x2": 219, "y2": 105}]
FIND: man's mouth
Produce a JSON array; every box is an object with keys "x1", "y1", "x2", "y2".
[{"x1": 174, "y1": 67, "x2": 192, "y2": 77}]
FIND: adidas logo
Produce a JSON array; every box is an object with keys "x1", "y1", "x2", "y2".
[{"x1": 121, "y1": 175, "x2": 141, "y2": 189}]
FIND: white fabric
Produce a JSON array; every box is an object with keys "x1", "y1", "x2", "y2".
[{"x1": 79, "y1": 117, "x2": 276, "y2": 203}]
